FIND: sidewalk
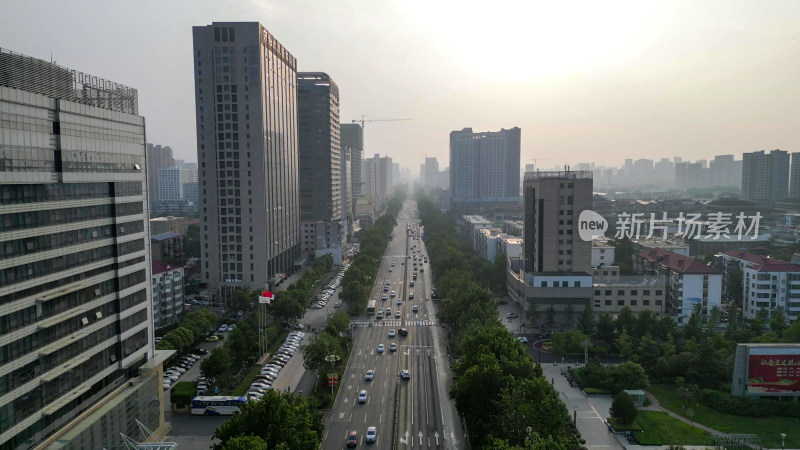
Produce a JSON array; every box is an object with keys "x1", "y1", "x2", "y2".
[{"x1": 639, "y1": 392, "x2": 720, "y2": 435}]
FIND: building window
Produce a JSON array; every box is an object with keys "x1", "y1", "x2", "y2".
[
  {"x1": 541, "y1": 281, "x2": 547, "y2": 287},
  {"x1": 618, "y1": 300, "x2": 625, "y2": 306}
]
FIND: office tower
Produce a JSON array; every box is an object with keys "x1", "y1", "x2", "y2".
[
  {"x1": 146, "y1": 143, "x2": 174, "y2": 204},
  {"x1": 449, "y1": 127, "x2": 521, "y2": 204},
  {"x1": 422, "y1": 157, "x2": 439, "y2": 188},
  {"x1": 158, "y1": 167, "x2": 198, "y2": 202},
  {"x1": 438, "y1": 167, "x2": 450, "y2": 190},
  {"x1": 524, "y1": 163, "x2": 536, "y2": 174},
  {"x1": 790, "y1": 153, "x2": 800, "y2": 199},
  {"x1": 297, "y1": 72, "x2": 344, "y2": 259},
  {"x1": 741, "y1": 149, "x2": 790, "y2": 201},
  {"x1": 363, "y1": 154, "x2": 393, "y2": 209},
  {"x1": 392, "y1": 162, "x2": 400, "y2": 186},
  {"x1": 654, "y1": 158, "x2": 674, "y2": 184},
  {"x1": 297, "y1": 72, "x2": 341, "y2": 223},
  {"x1": 341, "y1": 147, "x2": 352, "y2": 238},
  {"x1": 193, "y1": 22, "x2": 301, "y2": 296},
  {"x1": 0, "y1": 48, "x2": 166, "y2": 449},
  {"x1": 523, "y1": 171, "x2": 593, "y2": 273},
  {"x1": 341, "y1": 123, "x2": 363, "y2": 197}
]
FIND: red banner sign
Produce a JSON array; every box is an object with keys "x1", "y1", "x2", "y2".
[{"x1": 747, "y1": 355, "x2": 800, "y2": 393}]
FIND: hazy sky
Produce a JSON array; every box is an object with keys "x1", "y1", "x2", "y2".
[{"x1": 2, "y1": 0, "x2": 799, "y2": 172}]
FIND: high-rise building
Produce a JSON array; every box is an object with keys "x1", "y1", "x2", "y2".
[
  {"x1": 363, "y1": 154, "x2": 393, "y2": 210},
  {"x1": 709, "y1": 154, "x2": 742, "y2": 188},
  {"x1": 0, "y1": 48, "x2": 168, "y2": 449},
  {"x1": 158, "y1": 167, "x2": 198, "y2": 202},
  {"x1": 450, "y1": 127, "x2": 521, "y2": 205},
  {"x1": 341, "y1": 123, "x2": 363, "y2": 198},
  {"x1": 297, "y1": 72, "x2": 344, "y2": 259},
  {"x1": 741, "y1": 149, "x2": 790, "y2": 201},
  {"x1": 297, "y1": 72, "x2": 341, "y2": 222},
  {"x1": 790, "y1": 153, "x2": 800, "y2": 199},
  {"x1": 193, "y1": 22, "x2": 301, "y2": 296},
  {"x1": 522, "y1": 171, "x2": 593, "y2": 273},
  {"x1": 146, "y1": 143, "x2": 174, "y2": 204},
  {"x1": 341, "y1": 147, "x2": 353, "y2": 238},
  {"x1": 422, "y1": 157, "x2": 439, "y2": 188}
]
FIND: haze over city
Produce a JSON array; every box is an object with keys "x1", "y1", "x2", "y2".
[{"x1": 2, "y1": 0, "x2": 799, "y2": 170}]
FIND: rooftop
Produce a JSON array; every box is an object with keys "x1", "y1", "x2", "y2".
[
  {"x1": 637, "y1": 248, "x2": 721, "y2": 274},
  {"x1": 152, "y1": 260, "x2": 180, "y2": 274},
  {"x1": 151, "y1": 231, "x2": 181, "y2": 241},
  {"x1": 524, "y1": 170, "x2": 592, "y2": 181},
  {"x1": 722, "y1": 249, "x2": 800, "y2": 273}
]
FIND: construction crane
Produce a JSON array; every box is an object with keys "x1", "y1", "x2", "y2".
[{"x1": 351, "y1": 115, "x2": 412, "y2": 132}]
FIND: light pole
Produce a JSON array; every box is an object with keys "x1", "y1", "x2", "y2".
[
  {"x1": 325, "y1": 354, "x2": 341, "y2": 396},
  {"x1": 780, "y1": 432, "x2": 786, "y2": 450}
]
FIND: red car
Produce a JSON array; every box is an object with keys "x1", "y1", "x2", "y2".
[{"x1": 347, "y1": 431, "x2": 358, "y2": 447}]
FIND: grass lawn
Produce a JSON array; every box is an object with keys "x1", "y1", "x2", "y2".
[
  {"x1": 635, "y1": 411, "x2": 709, "y2": 445},
  {"x1": 608, "y1": 418, "x2": 641, "y2": 431},
  {"x1": 648, "y1": 383, "x2": 800, "y2": 448}
]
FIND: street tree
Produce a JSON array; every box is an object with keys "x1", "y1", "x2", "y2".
[
  {"x1": 201, "y1": 347, "x2": 232, "y2": 386},
  {"x1": 301, "y1": 333, "x2": 342, "y2": 376},
  {"x1": 610, "y1": 391, "x2": 638, "y2": 425},
  {"x1": 577, "y1": 303, "x2": 594, "y2": 336},
  {"x1": 212, "y1": 390, "x2": 323, "y2": 450}
]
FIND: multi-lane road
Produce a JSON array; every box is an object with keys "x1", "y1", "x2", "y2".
[{"x1": 322, "y1": 200, "x2": 464, "y2": 449}]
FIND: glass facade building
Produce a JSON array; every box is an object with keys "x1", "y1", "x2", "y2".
[
  {"x1": 0, "y1": 48, "x2": 158, "y2": 449},
  {"x1": 193, "y1": 22, "x2": 301, "y2": 297}
]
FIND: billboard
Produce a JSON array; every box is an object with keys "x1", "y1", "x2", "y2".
[
  {"x1": 681, "y1": 297, "x2": 702, "y2": 317},
  {"x1": 747, "y1": 354, "x2": 800, "y2": 394}
]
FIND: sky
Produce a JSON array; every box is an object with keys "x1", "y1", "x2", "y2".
[{"x1": 2, "y1": 0, "x2": 799, "y2": 172}]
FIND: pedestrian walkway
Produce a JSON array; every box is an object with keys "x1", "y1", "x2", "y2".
[
  {"x1": 350, "y1": 319, "x2": 437, "y2": 327},
  {"x1": 638, "y1": 392, "x2": 721, "y2": 435}
]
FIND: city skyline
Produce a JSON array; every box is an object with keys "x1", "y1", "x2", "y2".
[{"x1": 2, "y1": 0, "x2": 799, "y2": 171}]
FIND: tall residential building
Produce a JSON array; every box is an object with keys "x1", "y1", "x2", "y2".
[
  {"x1": 721, "y1": 250, "x2": 800, "y2": 323},
  {"x1": 741, "y1": 149, "x2": 790, "y2": 201},
  {"x1": 146, "y1": 143, "x2": 174, "y2": 204},
  {"x1": 522, "y1": 171, "x2": 593, "y2": 273},
  {"x1": 0, "y1": 48, "x2": 169, "y2": 449},
  {"x1": 790, "y1": 153, "x2": 800, "y2": 199},
  {"x1": 363, "y1": 154, "x2": 393, "y2": 210},
  {"x1": 709, "y1": 154, "x2": 742, "y2": 188},
  {"x1": 158, "y1": 167, "x2": 198, "y2": 202},
  {"x1": 193, "y1": 22, "x2": 301, "y2": 296},
  {"x1": 450, "y1": 127, "x2": 521, "y2": 204},
  {"x1": 297, "y1": 72, "x2": 344, "y2": 259},
  {"x1": 341, "y1": 123, "x2": 363, "y2": 198},
  {"x1": 422, "y1": 157, "x2": 439, "y2": 188}
]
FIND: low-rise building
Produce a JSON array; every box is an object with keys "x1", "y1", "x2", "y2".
[
  {"x1": 592, "y1": 276, "x2": 666, "y2": 318},
  {"x1": 634, "y1": 248, "x2": 722, "y2": 324},
  {"x1": 149, "y1": 216, "x2": 189, "y2": 236},
  {"x1": 462, "y1": 215, "x2": 493, "y2": 249},
  {"x1": 152, "y1": 261, "x2": 185, "y2": 329},
  {"x1": 151, "y1": 231, "x2": 184, "y2": 265},
  {"x1": 503, "y1": 220, "x2": 524, "y2": 237},
  {"x1": 721, "y1": 250, "x2": 800, "y2": 322},
  {"x1": 592, "y1": 237, "x2": 616, "y2": 266},
  {"x1": 632, "y1": 237, "x2": 690, "y2": 256}
]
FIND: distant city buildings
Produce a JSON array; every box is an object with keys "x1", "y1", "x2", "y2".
[
  {"x1": 193, "y1": 22, "x2": 301, "y2": 297},
  {"x1": 363, "y1": 153, "x2": 393, "y2": 211},
  {"x1": 0, "y1": 47, "x2": 168, "y2": 449},
  {"x1": 158, "y1": 166, "x2": 198, "y2": 202},
  {"x1": 450, "y1": 127, "x2": 521, "y2": 206},
  {"x1": 741, "y1": 149, "x2": 790, "y2": 201},
  {"x1": 146, "y1": 143, "x2": 174, "y2": 203}
]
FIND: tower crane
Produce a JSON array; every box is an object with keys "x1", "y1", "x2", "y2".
[{"x1": 351, "y1": 115, "x2": 412, "y2": 132}]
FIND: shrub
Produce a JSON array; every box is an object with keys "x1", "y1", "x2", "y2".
[
  {"x1": 702, "y1": 389, "x2": 800, "y2": 418},
  {"x1": 610, "y1": 391, "x2": 638, "y2": 425}
]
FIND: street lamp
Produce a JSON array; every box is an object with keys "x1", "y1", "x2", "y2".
[
  {"x1": 780, "y1": 432, "x2": 786, "y2": 450},
  {"x1": 325, "y1": 354, "x2": 341, "y2": 396}
]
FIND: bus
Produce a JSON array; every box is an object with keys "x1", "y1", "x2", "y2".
[
  {"x1": 190, "y1": 396, "x2": 247, "y2": 415},
  {"x1": 366, "y1": 299, "x2": 377, "y2": 315}
]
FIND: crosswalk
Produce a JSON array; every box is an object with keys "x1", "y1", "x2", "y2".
[{"x1": 351, "y1": 320, "x2": 437, "y2": 327}]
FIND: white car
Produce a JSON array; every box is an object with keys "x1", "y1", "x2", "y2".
[
  {"x1": 388, "y1": 330, "x2": 396, "y2": 338},
  {"x1": 366, "y1": 426, "x2": 377, "y2": 443},
  {"x1": 377, "y1": 344, "x2": 384, "y2": 353},
  {"x1": 365, "y1": 369, "x2": 374, "y2": 381},
  {"x1": 358, "y1": 390, "x2": 367, "y2": 403}
]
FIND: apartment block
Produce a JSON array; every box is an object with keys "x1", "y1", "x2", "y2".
[
  {"x1": 152, "y1": 261, "x2": 185, "y2": 329},
  {"x1": 634, "y1": 248, "x2": 722, "y2": 323},
  {"x1": 721, "y1": 250, "x2": 800, "y2": 323}
]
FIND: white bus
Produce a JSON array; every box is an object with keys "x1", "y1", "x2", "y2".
[
  {"x1": 190, "y1": 396, "x2": 247, "y2": 415},
  {"x1": 366, "y1": 299, "x2": 377, "y2": 315}
]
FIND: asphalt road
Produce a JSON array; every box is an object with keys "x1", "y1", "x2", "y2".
[{"x1": 321, "y1": 199, "x2": 465, "y2": 449}]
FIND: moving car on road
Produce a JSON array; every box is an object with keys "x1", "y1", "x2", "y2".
[
  {"x1": 347, "y1": 431, "x2": 358, "y2": 447},
  {"x1": 400, "y1": 370, "x2": 411, "y2": 380},
  {"x1": 366, "y1": 426, "x2": 377, "y2": 443},
  {"x1": 365, "y1": 369, "x2": 374, "y2": 381},
  {"x1": 358, "y1": 390, "x2": 367, "y2": 403}
]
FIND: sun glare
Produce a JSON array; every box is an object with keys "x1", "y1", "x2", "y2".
[{"x1": 408, "y1": 1, "x2": 678, "y2": 82}]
